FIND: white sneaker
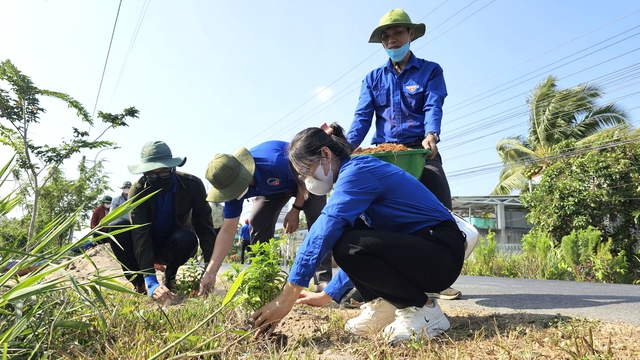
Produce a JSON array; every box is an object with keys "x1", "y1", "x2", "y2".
[
  {"x1": 344, "y1": 298, "x2": 397, "y2": 335},
  {"x1": 383, "y1": 299, "x2": 450, "y2": 343}
]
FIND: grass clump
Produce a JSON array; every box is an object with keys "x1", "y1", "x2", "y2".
[{"x1": 463, "y1": 228, "x2": 637, "y2": 284}]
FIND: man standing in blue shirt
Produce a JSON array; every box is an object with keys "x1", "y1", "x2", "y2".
[
  {"x1": 238, "y1": 218, "x2": 251, "y2": 264},
  {"x1": 197, "y1": 141, "x2": 331, "y2": 295},
  {"x1": 346, "y1": 8, "x2": 460, "y2": 301}
]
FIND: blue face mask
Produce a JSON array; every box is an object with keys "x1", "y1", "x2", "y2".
[{"x1": 385, "y1": 41, "x2": 411, "y2": 63}]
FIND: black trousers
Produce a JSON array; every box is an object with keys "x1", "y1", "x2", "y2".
[
  {"x1": 249, "y1": 187, "x2": 332, "y2": 283},
  {"x1": 333, "y1": 219, "x2": 465, "y2": 308},
  {"x1": 109, "y1": 227, "x2": 198, "y2": 287},
  {"x1": 402, "y1": 142, "x2": 452, "y2": 210},
  {"x1": 240, "y1": 239, "x2": 250, "y2": 264}
]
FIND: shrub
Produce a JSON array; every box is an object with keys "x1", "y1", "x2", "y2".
[{"x1": 223, "y1": 239, "x2": 287, "y2": 312}]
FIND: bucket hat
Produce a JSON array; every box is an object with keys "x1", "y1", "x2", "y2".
[
  {"x1": 101, "y1": 195, "x2": 113, "y2": 203},
  {"x1": 369, "y1": 8, "x2": 426, "y2": 43},
  {"x1": 120, "y1": 180, "x2": 132, "y2": 188},
  {"x1": 205, "y1": 147, "x2": 255, "y2": 202},
  {"x1": 127, "y1": 141, "x2": 186, "y2": 174}
]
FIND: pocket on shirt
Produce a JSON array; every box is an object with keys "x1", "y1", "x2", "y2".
[
  {"x1": 403, "y1": 87, "x2": 424, "y2": 110},
  {"x1": 373, "y1": 88, "x2": 389, "y2": 107}
]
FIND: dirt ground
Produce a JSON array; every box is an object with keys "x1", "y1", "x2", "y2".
[{"x1": 63, "y1": 244, "x2": 129, "y2": 283}]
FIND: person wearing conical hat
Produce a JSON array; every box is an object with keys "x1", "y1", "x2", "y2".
[
  {"x1": 345, "y1": 8, "x2": 461, "y2": 302},
  {"x1": 109, "y1": 141, "x2": 216, "y2": 301},
  {"x1": 197, "y1": 140, "x2": 332, "y2": 295}
]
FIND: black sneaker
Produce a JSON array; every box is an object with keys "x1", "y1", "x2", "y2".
[
  {"x1": 315, "y1": 281, "x2": 329, "y2": 293},
  {"x1": 342, "y1": 288, "x2": 365, "y2": 308},
  {"x1": 134, "y1": 283, "x2": 147, "y2": 295}
]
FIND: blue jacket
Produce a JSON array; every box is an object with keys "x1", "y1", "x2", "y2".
[
  {"x1": 239, "y1": 223, "x2": 251, "y2": 241},
  {"x1": 347, "y1": 52, "x2": 447, "y2": 147},
  {"x1": 287, "y1": 156, "x2": 454, "y2": 302}
]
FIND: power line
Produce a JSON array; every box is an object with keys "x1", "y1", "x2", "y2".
[
  {"x1": 441, "y1": 66, "x2": 640, "y2": 152},
  {"x1": 243, "y1": 0, "x2": 496, "y2": 145},
  {"x1": 107, "y1": 0, "x2": 151, "y2": 110},
  {"x1": 90, "y1": 0, "x2": 123, "y2": 124},
  {"x1": 446, "y1": 31, "x2": 640, "y2": 118},
  {"x1": 450, "y1": 8, "x2": 640, "y2": 97}
]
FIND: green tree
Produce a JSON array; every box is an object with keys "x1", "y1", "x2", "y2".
[
  {"x1": 492, "y1": 75, "x2": 627, "y2": 195},
  {"x1": 0, "y1": 59, "x2": 139, "y2": 241},
  {"x1": 521, "y1": 129, "x2": 640, "y2": 277},
  {"x1": 24, "y1": 161, "x2": 110, "y2": 247}
]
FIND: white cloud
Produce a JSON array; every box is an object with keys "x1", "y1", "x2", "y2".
[{"x1": 314, "y1": 86, "x2": 334, "y2": 102}]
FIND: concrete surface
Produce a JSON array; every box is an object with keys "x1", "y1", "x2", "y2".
[{"x1": 445, "y1": 275, "x2": 640, "y2": 326}]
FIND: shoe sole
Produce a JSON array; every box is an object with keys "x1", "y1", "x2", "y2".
[
  {"x1": 426, "y1": 292, "x2": 462, "y2": 300},
  {"x1": 386, "y1": 315, "x2": 451, "y2": 343},
  {"x1": 345, "y1": 314, "x2": 397, "y2": 335}
]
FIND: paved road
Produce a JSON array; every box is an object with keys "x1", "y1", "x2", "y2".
[{"x1": 445, "y1": 275, "x2": 640, "y2": 326}]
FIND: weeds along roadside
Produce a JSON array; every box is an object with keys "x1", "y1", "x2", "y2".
[
  {"x1": 462, "y1": 229, "x2": 639, "y2": 284},
  {"x1": 2, "y1": 153, "x2": 638, "y2": 358}
]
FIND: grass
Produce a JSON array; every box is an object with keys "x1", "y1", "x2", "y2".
[
  {"x1": 22, "y1": 288, "x2": 638, "y2": 359},
  {"x1": 1, "y1": 156, "x2": 638, "y2": 358}
]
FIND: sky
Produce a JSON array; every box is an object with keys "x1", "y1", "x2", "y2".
[{"x1": 1, "y1": 0, "x2": 640, "y2": 216}]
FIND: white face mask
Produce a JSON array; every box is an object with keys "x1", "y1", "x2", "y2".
[
  {"x1": 236, "y1": 187, "x2": 249, "y2": 200},
  {"x1": 123, "y1": 188, "x2": 130, "y2": 195},
  {"x1": 304, "y1": 159, "x2": 334, "y2": 196}
]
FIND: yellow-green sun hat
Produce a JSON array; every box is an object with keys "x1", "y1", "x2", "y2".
[
  {"x1": 205, "y1": 147, "x2": 255, "y2": 202},
  {"x1": 368, "y1": 8, "x2": 426, "y2": 43}
]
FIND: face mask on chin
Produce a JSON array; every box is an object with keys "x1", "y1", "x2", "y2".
[
  {"x1": 385, "y1": 40, "x2": 410, "y2": 63},
  {"x1": 304, "y1": 159, "x2": 334, "y2": 196}
]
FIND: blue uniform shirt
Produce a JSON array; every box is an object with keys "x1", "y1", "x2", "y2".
[
  {"x1": 287, "y1": 156, "x2": 454, "y2": 302},
  {"x1": 347, "y1": 53, "x2": 447, "y2": 147},
  {"x1": 223, "y1": 141, "x2": 298, "y2": 219},
  {"x1": 239, "y1": 223, "x2": 250, "y2": 241}
]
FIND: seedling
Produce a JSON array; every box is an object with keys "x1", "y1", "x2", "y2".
[
  {"x1": 175, "y1": 258, "x2": 204, "y2": 296},
  {"x1": 223, "y1": 239, "x2": 288, "y2": 312}
]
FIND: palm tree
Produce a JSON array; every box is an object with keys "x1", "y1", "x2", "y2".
[{"x1": 492, "y1": 75, "x2": 628, "y2": 195}]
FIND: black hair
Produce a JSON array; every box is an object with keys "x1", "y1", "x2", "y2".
[{"x1": 287, "y1": 122, "x2": 354, "y2": 196}]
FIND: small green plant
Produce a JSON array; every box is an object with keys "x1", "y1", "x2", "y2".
[
  {"x1": 223, "y1": 239, "x2": 288, "y2": 312},
  {"x1": 176, "y1": 258, "x2": 204, "y2": 296}
]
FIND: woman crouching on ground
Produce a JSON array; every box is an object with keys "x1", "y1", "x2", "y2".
[{"x1": 251, "y1": 123, "x2": 465, "y2": 343}]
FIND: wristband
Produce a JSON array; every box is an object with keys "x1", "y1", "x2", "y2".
[
  {"x1": 291, "y1": 204, "x2": 304, "y2": 211},
  {"x1": 145, "y1": 275, "x2": 160, "y2": 297}
]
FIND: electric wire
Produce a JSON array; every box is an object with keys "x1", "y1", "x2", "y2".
[
  {"x1": 90, "y1": 0, "x2": 123, "y2": 125},
  {"x1": 451, "y1": 8, "x2": 640, "y2": 96},
  {"x1": 242, "y1": 0, "x2": 494, "y2": 146},
  {"x1": 106, "y1": 0, "x2": 151, "y2": 110}
]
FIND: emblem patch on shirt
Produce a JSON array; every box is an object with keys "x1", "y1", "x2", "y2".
[
  {"x1": 267, "y1": 178, "x2": 280, "y2": 186},
  {"x1": 405, "y1": 84, "x2": 420, "y2": 93}
]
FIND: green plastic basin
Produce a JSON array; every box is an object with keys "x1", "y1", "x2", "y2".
[{"x1": 351, "y1": 149, "x2": 429, "y2": 179}]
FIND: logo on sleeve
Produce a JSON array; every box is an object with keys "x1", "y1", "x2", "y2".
[{"x1": 267, "y1": 178, "x2": 281, "y2": 186}]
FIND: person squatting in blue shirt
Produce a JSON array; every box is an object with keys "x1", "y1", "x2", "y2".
[
  {"x1": 251, "y1": 123, "x2": 466, "y2": 344},
  {"x1": 197, "y1": 140, "x2": 332, "y2": 295}
]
